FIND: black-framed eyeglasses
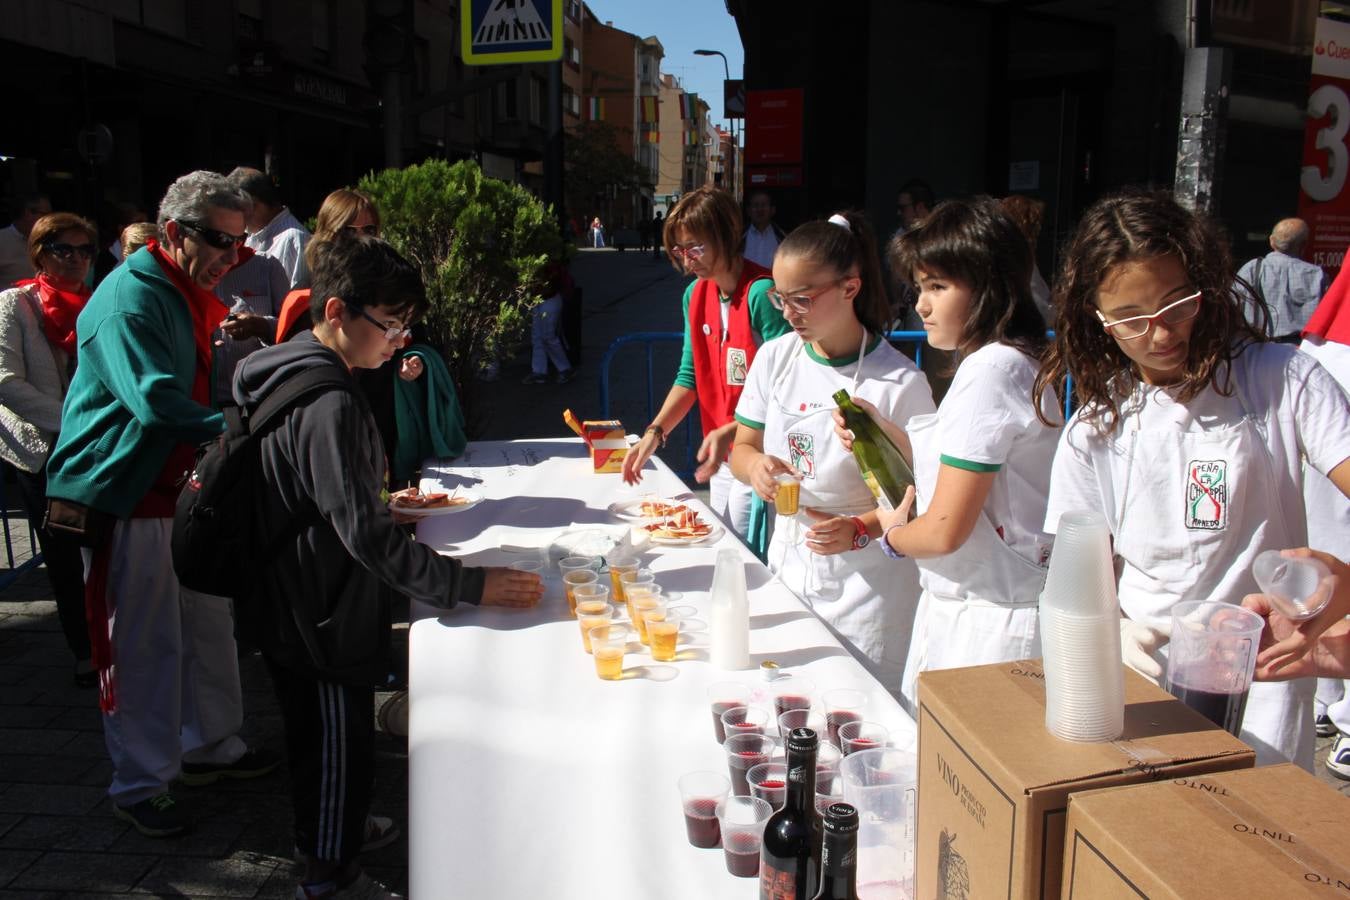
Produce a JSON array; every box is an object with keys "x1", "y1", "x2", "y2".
[
  {"x1": 346, "y1": 223, "x2": 379, "y2": 236},
  {"x1": 350, "y1": 305, "x2": 411, "y2": 342},
  {"x1": 176, "y1": 219, "x2": 247, "y2": 251},
  {"x1": 1095, "y1": 290, "x2": 1202, "y2": 340},
  {"x1": 767, "y1": 278, "x2": 847, "y2": 315},
  {"x1": 43, "y1": 242, "x2": 97, "y2": 262}
]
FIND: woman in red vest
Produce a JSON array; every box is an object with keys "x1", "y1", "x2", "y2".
[{"x1": 622, "y1": 187, "x2": 792, "y2": 537}]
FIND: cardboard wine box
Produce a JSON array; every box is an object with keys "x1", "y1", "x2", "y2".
[
  {"x1": 583, "y1": 419, "x2": 627, "y2": 474},
  {"x1": 915, "y1": 660, "x2": 1255, "y2": 900},
  {"x1": 1062, "y1": 763, "x2": 1350, "y2": 899}
]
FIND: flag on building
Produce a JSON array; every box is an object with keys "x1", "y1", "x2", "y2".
[
  {"x1": 684, "y1": 129, "x2": 701, "y2": 147},
  {"x1": 679, "y1": 93, "x2": 700, "y2": 120},
  {"x1": 640, "y1": 95, "x2": 658, "y2": 123},
  {"x1": 587, "y1": 97, "x2": 605, "y2": 120}
]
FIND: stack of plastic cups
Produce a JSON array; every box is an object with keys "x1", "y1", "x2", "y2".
[{"x1": 1039, "y1": 511, "x2": 1125, "y2": 742}]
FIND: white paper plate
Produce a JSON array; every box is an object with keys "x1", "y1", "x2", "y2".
[
  {"x1": 607, "y1": 496, "x2": 690, "y2": 522},
  {"x1": 388, "y1": 490, "x2": 483, "y2": 517},
  {"x1": 647, "y1": 522, "x2": 724, "y2": 547}
]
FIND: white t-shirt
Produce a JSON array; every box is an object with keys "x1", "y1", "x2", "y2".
[
  {"x1": 1046, "y1": 341, "x2": 1350, "y2": 567},
  {"x1": 931, "y1": 341, "x2": 1060, "y2": 565},
  {"x1": 735, "y1": 332, "x2": 934, "y2": 511},
  {"x1": 743, "y1": 225, "x2": 781, "y2": 270}
]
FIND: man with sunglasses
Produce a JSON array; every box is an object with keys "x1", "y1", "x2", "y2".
[
  {"x1": 230, "y1": 166, "x2": 312, "y2": 289},
  {"x1": 46, "y1": 171, "x2": 278, "y2": 838}
]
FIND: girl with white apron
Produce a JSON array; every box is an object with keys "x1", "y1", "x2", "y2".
[
  {"x1": 859, "y1": 199, "x2": 1058, "y2": 710},
  {"x1": 1038, "y1": 192, "x2": 1350, "y2": 768},
  {"x1": 730, "y1": 212, "x2": 934, "y2": 693}
]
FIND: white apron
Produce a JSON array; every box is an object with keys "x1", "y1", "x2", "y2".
[
  {"x1": 1111, "y1": 381, "x2": 1314, "y2": 768},
  {"x1": 764, "y1": 337, "x2": 923, "y2": 695},
  {"x1": 900, "y1": 411, "x2": 1049, "y2": 707}
]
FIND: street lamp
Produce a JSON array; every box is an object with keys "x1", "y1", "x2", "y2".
[{"x1": 694, "y1": 48, "x2": 737, "y2": 197}]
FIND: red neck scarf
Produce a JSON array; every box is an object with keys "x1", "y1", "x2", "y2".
[
  {"x1": 146, "y1": 239, "x2": 227, "y2": 401},
  {"x1": 1304, "y1": 256, "x2": 1350, "y2": 345},
  {"x1": 14, "y1": 274, "x2": 91, "y2": 356}
]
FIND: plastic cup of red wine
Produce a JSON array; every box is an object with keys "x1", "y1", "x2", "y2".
[
  {"x1": 1165, "y1": 600, "x2": 1264, "y2": 736},
  {"x1": 723, "y1": 733, "x2": 777, "y2": 797},
  {"x1": 677, "y1": 770, "x2": 731, "y2": 849},
  {"x1": 823, "y1": 688, "x2": 868, "y2": 749},
  {"x1": 777, "y1": 707, "x2": 827, "y2": 743},
  {"x1": 707, "y1": 681, "x2": 753, "y2": 744},
  {"x1": 769, "y1": 677, "x2": 815, "y2": 720},
  {"x1": 747, "y1": 761, "x2": 788, "y2": 809},
  {"x1": 721, "y1": 705, "x2": 772, "y2": 739},
  {"x1": 839, "y1": 720, "x2": 889, "y2": 756},
  {"x1": 715, "y1": 795, "x2": 772, "y2": 878}
]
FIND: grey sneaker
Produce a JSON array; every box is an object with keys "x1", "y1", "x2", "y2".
[
  {"x1": 296, "y1": 871, "x2": 403, "y2": 899},
  {"x1": 295, "y1": 814, "x2": 401, "y2": 865},
  {"x1": 113, "y1": 792, "x2": 189, "y2": 837}
]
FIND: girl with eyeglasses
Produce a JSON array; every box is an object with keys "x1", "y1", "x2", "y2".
[
  {"x1": 0, "y1": 213, "x2": 98, "y2": 685},
  {"x1": 728, "y1": 211, "x2": 934, "y2": 692},
  {"x1": 843, "y1": 197, "x2": 1058, "y2": 710},
  {"x1": 1035, "y1": 190, "x2": 1350, "y2": 768},
  {"x1": 622, "y1": 187, "x2": 793, "y2": 539}
]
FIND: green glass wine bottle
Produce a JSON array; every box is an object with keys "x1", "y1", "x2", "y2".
[{"x1": 832, "y1": 389, "x2": 916, "y2": 512}]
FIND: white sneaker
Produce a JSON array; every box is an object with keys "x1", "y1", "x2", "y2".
[
  {"x1": 1317, "y1": 714, "x2": 1339, "y2": 738},
  {"x1": 1327, "y1": 734, "x2": 1350, "y2": 781}
]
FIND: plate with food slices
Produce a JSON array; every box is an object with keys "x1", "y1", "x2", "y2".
[
  {"x1": 608, "y1": 496, "x2": 692, "y2": 522},
  {"x1": 642, "y1": 505, "x2": 723, "y2": 546},
  {"x1": 388, "y1": 487, "x2": 482, "y2": 516}
]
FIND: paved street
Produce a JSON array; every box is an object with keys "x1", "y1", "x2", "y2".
[{"x1": 1, "y1": 248, "x2": 1346, "y2": 897}]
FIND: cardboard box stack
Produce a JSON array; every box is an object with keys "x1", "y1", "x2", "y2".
[
  {"x1": 915, "y1": 660, "x2": 1255, "y2": 900},
  {"x1": 1062, "y1": 763, "x2": 1350, "y2": 899}
]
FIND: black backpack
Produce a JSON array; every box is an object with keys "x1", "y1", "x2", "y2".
[{"x1": 172, "y1": 366, "x2": 351, "y2": 600}]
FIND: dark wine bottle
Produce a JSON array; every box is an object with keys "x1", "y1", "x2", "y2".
[
  {"x1": 759, "y1": 727, "x2": 823, "y2": 900},
  {"x1": 832, "y1": 389, "x2": 916, "y2": 512},
  {"x1": 810, "y1": 802, "x2": 860, "y2": 900}
]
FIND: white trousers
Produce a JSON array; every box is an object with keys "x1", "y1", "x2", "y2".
[
  {"x1": 84, "y1": 518, "x2": 246, "y2": 805},
  {"x1": 708, "y1": 463, "x2": 753, "y2": 540}
]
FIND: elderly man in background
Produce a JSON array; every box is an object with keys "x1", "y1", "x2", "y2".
[
  {"x1": 229, "y1": 166, "x2": 312, "y2": 288},
  {"x1": 45, "y1": 170, "x2": 278, "y2": 838},
  {"x1": 1237, "y1": 217, "x2": 1330, "y2": 342},
  {"x1": 0, "y1": 193, "x2": 52, "y2": 286}
]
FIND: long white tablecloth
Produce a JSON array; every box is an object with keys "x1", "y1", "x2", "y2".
[{"x1": 408, "y1": 439, "x2": 916, "y2": 899}]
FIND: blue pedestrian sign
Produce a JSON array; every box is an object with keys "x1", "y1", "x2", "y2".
[{"x1": 462, "y1": 0, "x2": 563, "y2": 65}]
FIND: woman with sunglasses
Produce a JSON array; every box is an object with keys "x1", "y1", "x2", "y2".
[
  {"x1": 622, "y1": 187, "x2": 793, "y2": 538},
  {"x1": 729, "y1": 212, "x2": 933, "y2": 692},
  {"x1": 0, "y1": 213, "x2": 98, "y2": 684},
  {"x1": 1034, "y1": 190, "x2": 1350, "y2": 768}
]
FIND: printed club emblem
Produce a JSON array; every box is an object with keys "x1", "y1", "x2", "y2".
[
  {"x1": 1185, "y1": 459, "x2": 1229, "y2": 531},
  {"x1": 787, "y1": 432, "x2": 815, "y2": 479},
  {"x1": 725, "y1": 347, "x2": 748, "y2": 385}
]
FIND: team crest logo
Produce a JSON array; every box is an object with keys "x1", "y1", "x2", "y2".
[
  {"x1": 726, "y1": 347, "x2": 748, "y2": 385},
  {"x1": 1185, "y1": 459, "x2": 1229, "y2": 530},
  {"x1": 787, "y1": 432, "x2": 815, "y2": 479}
]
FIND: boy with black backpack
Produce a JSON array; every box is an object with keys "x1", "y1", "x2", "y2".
[{"x1": 231, "y1": 235, "x2": 542, "y2": 900}]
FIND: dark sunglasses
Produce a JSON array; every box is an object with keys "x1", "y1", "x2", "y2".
[
  {"x1": 177, "y1": 219, "x2": 247, "y2": 250},
  {"x1": 43, "y1": 242, "x2": 97, "y2": 262},
  {"x1": 346, "y1": 223, "x2": 379, "y2": 236}
]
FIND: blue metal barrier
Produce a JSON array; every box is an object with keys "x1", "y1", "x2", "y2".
[
  {"x1": 598, "y1": 332, "x2": 700, "y2": 480},
  {"x1": 600, "y1": 331, "x2": 1076, "y2": 484}
]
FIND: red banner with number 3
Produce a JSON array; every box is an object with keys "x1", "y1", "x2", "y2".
[{"x1": 1299, "y1": 17, "x2": 1350, "y2": 275}]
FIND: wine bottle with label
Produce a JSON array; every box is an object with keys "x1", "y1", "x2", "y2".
[
  {"x1": 811, "y1": 803, "x2": 860, "y2": 900},
  {"x1": 759, "y1": 727, "x2": 823, "y2": 900},
  {"x1": 832, "y1": 389, "x2": 916, "y2": 512}
]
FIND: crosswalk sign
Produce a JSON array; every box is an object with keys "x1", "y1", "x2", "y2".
[{"x1": 462, "y1": 0, "x2": 563, "y2": 65}]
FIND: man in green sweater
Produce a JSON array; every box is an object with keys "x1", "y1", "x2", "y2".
[{"x1": 46, "y1": 170, "x2": 278, "y2": 837}]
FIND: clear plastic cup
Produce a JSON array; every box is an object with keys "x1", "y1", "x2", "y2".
[
  {"x1": 1165, "y1": 600, "x2": 1264, "y2": 736},
  {"x1": 747, "y1": 761, "x2": 788, "y2": 809},
  {"x1": 607, "y1": 555, "x2": 640, "y2": 601},
  {"x1": 723, "y1": 733, "x2": 777, "y2": 797},
  {"x1": 643, "y1": 606, "x2": 681, "y2": 661},
  {"x1": 708, "y1": 682, "x2": 753, "y2": 744},
  {"x1": 769, "y1": 677, "x2": 815, "y2": 720},
  {"x1": 624, "y1": 582, "x2": 663, "y2": 623},
  {"x1": 509, "y1": 559, "x2": 543, "y2": 576},
  {"x1": 715, "y1": 796, "x2": 772, "y2": 877},
  {"x1": 561, "y1": 568, "x2": 598, "y2": 617},
  {"x1": 823, "y1": 688, "x2": 868, "y2": 750},
  {"x1": 589, "y1": 622, "x2": 631, "y2": 681},
  {"x1": 773, "y1": 473, "x2": 801, "y2": 516},
  {"x1": 838, "y1": 720, "x2": 889, "y2": 756},
  {"x1": 1252, "y1": 550, "x2": 1334, "y2": 621},
  {"x1": 678, "y1": 770, "x2": 730, "y2": 848},
  {"x1": 1042, "y1": 511, "x2": 1118, "y2": 617},
  {"x1": 575, "y1": 600, "x2": 614, "y2": 653},
  {"x1": 632, "y1": 596, "x2": 665, "y2": 645},
  {"x1": 721, "y1": 705, "x2": 772, "y2": 738},
  {"x1": 1040, "y1": 603, "x2": 1125, "y2": 742},
  {"x1": 572, "y1": 581, "x2": 610, "y2": 608},
  {"x1": 777, "y1": 707, "x2": 827, "y2": 743},
  {"x1": 839, "y1": 747, "x2": 918, "y2": 898}
]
